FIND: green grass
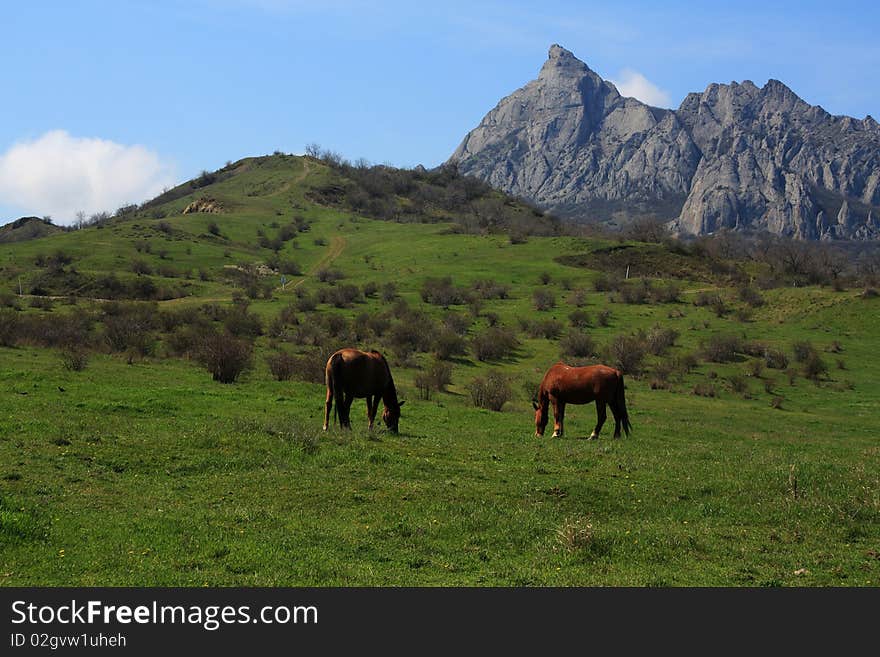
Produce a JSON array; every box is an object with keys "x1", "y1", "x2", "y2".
[{"x1": 1, "y1": 154, "x2": 878, "y2": 586}]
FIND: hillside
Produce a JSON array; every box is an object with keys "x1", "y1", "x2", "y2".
[
  {"x1": 0, "y1": 153, "x2": 878, "y2": 586},
  {"x1": 450, "y1": 44, "x2": 880, "y2": 241},
  {"x1": 0, "y1": 216, "x2": 66, "y2": 244}
]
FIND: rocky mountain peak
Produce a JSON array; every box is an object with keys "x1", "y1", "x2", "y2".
[{"x1": 450, "y1": 44, "x2": 880, "y2": 241}]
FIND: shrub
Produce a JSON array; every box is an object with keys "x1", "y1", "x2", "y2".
[
  {"x1": 29, "y1": 296, "x2": 54, "y2": 311},
  {"x1": 692, "y1": 382, "x2": 717, "y2": 397},
  {"x1": 604, "y1": 334, "x2": 646, "y2": 375},
  {"x1": 803, "y1": 352, "x2": 828, "y2": 381},
  {"x1": 555, "y1": 516, "x2": 594, "y2": 553},
  {"x1": 792, "y1": 340, "x2": 815, "y2": 363},
  {"x1": 198, "y1": 332, "x2": 253, "y2": 383},
  {"x1": 701, "y1": 334, "x2": 742, "y2": 363},
  {"x1": 560, "y1": 331, "x2": 595, "y2": 359},
  {"x1": 651, "y1": 282, "x2": 681, "y2": 304},
  {"x1": 520, "y1": 318, "x2": 564, "y2": 339},
  {"x1": 223, "y1": 308, "x2": 263, "y2": 337},
  {"x1": 131, "y1": 259, "x2": 153, "y2": 275},
  {"x1": 433, "y1": 329, "x2": 467, "y2": 360},
  {"x1": 60, "y1": 348, "x2": 88, "y2": 371},
  {"x1": 694, "y1": 291, "x2": 722, "y2": 307},
  {"x1": 645, "y1": 326, "x2": 678, "y2": 356},
  {"x1": 538, "y1": 272, "x2": 552, "y2": 285},
  {"x1": 421, "y1": 277, "x2": 466, "y2": 307},
  {"x1": 362, "y1": 281, "x2": 379, "y2": 298},
  {"x1": 569, "y1": 310, "x2": 591, "y2": 328},
  {"x1": 294, "y1": 293, "x2": 317, "y2": 312},
  {"x1": 316, "y1": 267, "x2": 344, "y2": 284},
  {"x1": 764, "y1": 348, "x2": 788, "y2": 370},
  {"x1": 0, "y1": 309, "x2": 18, "y2": 346},
  {"x1": 468, "y1": 370, "x2": 511, "y2": 411},
  {"x1": 567, "y1": 288, "x2": 588, "y2": 307},
  {"x1": 471, "y1": 279, "x2": 509, "y2": 300},
  {"x1": 727, "y1": 374, "x2": 749, "y2": 396},
  {"x1": 618, "y1": 279, "x2": 651, "y2": 304},
  {"x1": 649, "y1": 359, "x2": 676, "y2": 390},
  {"x1": 380, "y1": 282, "x2": 397, "y2": 302},
  {"x1": 532, "y1": 289, "x2": 556, "y2": 311},
  {"x1": 414, "y1": 372, "x2": 434, "y2": 400},
  {"x1": 738, "y1": 286, "x2": 765, "y2": 307},
  {"x1": 267, "y1": 351, "x2": 297, "y2": 381},
  {"x1": 747, "y1": 359, "x2": 764, "y2": 378},
  {"x1": 471, "y1": 327, "x2": 518, "y2": 361},
  {"x1": 596, "y1": 309, "x2": 611, "y2": 327}
]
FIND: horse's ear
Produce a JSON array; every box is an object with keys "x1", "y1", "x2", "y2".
[
  {"x1": 398, "y1": 401, "x2": 405, "y2": 407},
  {"x1": 532, "y1": 401, "x2": 539, "y2": 411}
]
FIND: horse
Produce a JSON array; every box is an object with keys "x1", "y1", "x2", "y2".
[
  {"x1": 323, "y1": 348, "x2": 405, "y2": 433},
  {"x1": 533, "y1": 362, "x2": 631, "y2": 439}
]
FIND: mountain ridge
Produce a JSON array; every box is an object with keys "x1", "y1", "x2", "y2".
[{"x1": 450, "y1": 44, "x2": 880, "y2": 240}]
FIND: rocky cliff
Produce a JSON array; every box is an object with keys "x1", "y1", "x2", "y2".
[{"x1": 449, "y1": 45, "x2": 880, "y2": 240}]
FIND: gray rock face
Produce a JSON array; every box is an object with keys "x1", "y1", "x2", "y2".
[{"x1": 449, "y1": 45, "x2": 880, "y2": 240}]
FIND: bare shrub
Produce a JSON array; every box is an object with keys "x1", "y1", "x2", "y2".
[
  {"x1": 596, "y1": 309, "x2": 612, "y2": 327},
  {"x1": 645, "y1": 326, "x2": 678, "y2": 356},
  {"x1": 569, "y1": 310, "x2": 591, "y2": 328},
  {"x1": 433, "y1": 329, "x2": 467, "y2": 360},
  {"x1": 568, "y1": 288, "x2": 588, "y2": 307},
  {"x1": 764, "y1": 348, "x2": 788, "y2": 370},
  {"x1": 701, "y1": 334, "x2": 742, "y2": 363},
  {"x1": 604, "y1": 333, "x2": 646, "y2": 375},
  {"x1": 471, "y1": 279, "x2": 509, "y2": 300},
  {"x1": 692, "y1": 382, "x2": 717, "y2": 397},
  {"x1": 520, "y1": 318, "x2": 564, "y2": 339},
  {"x1": 803, "y1": 352, "x2": 828, "y2": 382},
  {"x1": 738, "y1": 286, "x2": 765, "y2": 307},
  {"x1": 792, "y1": 340, "x2": 814, "y2": 363},
  {"x1": 651, "y1": 282, "x2": 681, "y2": 304},
  {"x1": 471, "y1": 327, "x2": 518, "y2": 362},
  {"x1": 421, "y1": 276, "x2": 467, "y2": 307},
  {"x1": 60, "y1": 348, "x2": 88, "y2": 371},
  {"x1": 267, "y1": 351, "x2": 297, "y2": 381},
  {"x1": 560, "y1": 331, "x2": 595, "y2": 359},
  {"x1": 198, "y1": 332, "x2": 253, "y2": 383},
  {"x1": 468, "y1": 370, "x2": 511, "y2": 411},
  {"x1": 532, "y1": 288, "x2": 556, "y2": 311}
]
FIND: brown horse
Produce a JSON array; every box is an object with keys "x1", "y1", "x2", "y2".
[
  {"x1": 323, "y1": 348, "x2": 404, "y2": 433},
  {"x1": 533, "y1": 362, "x2": 631, "y2": 439}
]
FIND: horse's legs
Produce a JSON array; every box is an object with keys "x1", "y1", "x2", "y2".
[
  {"x1": 341, "y1": 393, "x2": 353, "y2": 429},
  {"x1": 610, "y1": 398, "x2": 622, "y2": 438},
  {"x1": 323, "y1": 386, "x2": 333, "y2": 431},
  {"x1": 366, "y1": 395, "x2": 378, "y2": 430},
  {"x1": 552, "y1": 398, "x2": 565, "y2": 438},
  {"x1": 590, "y1": 401, "x2": 607, "y2": 440}
]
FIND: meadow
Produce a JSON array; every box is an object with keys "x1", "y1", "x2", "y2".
[{"x1": 1, "y1": 155, "x2": 878, "y2": 586}]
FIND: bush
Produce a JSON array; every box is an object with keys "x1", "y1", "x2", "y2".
[
  {"x1": 421, "y1": 276, "x2": 467, "y2": 307},
  {"x1": 60, "y1": 348, "x2": 88, "y2": 371},
  {"x1": 618, "y1": 279, "x2": 651, "y2": 304},
  {"x1": 468, "y1": 370, "x2": 511, "y2": 411},
  {"x1": 596, "y1": 309, "x2": 612, "y2": 327},
  {"x1": 651, "y1": 282, "x2": 681, "y2": 304},
  {"x1": 433, "y1": 329, "x2": 467, "y2": 360},
  {"x1": 198, "y1": 332, "x2": 253, "y2": 383},
  {"x1": 764, "y1": 348, "x2": 789, "y2": 370},
  {"x1": 803, "y1": 352, "x2": 828, "y2": 381},
  {"x1": 560, "y1": 331, "x2": 595, "y2": 359},
  {"x1": 569, "y1": 310, "x2": 591, "y2": 328},
  {"x1": 604, "y1": 334, "x2": 646, "y2": 375},
  {"x1": 738, "y1": 286, "x2": 765, "y2": 307},
  {"x1": 692, "y1": 382, "x2": 718, "y2": 397},
  {"x1": 316, "y1": 267, "x2": 344, "y2": 284},
  {"x1": 792, "y1": 340, "x2": 815, "y2": 363},
  {"x1": 471, "y1": 279, "x2": 509, "y2": 300},
  {"x1": 701, "y1": 334, "x2": 742, "y2": 363},
  {"x1": 520, "y1": 318, "x2": 564, "y2": 339},
  {"x1": 645, "y1": 326, "x2": 678, "y2": 356},
  {"x1": 532, "y1": 289, "x2": 556, "y2": 311},
  {"x1": 567, "y1": 288, "x2": 588, "y2": 307},
  {"x1": 471, "y1": 326, "x2": 518, "y2": 361},
  {"x1": 267, "y1": 351, "x2": 297, "y2": 381}
]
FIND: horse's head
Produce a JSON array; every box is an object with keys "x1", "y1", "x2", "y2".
[
  {"x1": 382, "y1": 400, "x2": 404, "y2": 433},
  {"x1": 533, "y1": 400, "x2": 548, "y2": 437}
]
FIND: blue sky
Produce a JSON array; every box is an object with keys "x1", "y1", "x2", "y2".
[{"x1": 2, "y1": 0, "x2": 879, "y2": 223}]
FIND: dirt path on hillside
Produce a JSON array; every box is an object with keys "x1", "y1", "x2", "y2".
[{"x1": 288, "y1": 235, "x2": 347, "y2": 290}]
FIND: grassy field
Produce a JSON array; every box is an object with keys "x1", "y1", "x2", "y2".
[{"x1": 1, "y1": 155, "x2": 878, "y2": 586}]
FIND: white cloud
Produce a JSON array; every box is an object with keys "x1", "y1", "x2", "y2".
[
  {"x1": 609, "y1": 69, "x2": 672, "y2": 107},
  {"x1": 0, "y1": 130, "x2": 176, "y2": 224}
]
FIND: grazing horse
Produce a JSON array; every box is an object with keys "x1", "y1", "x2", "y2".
[
  {"x1": 533, "y1": 362, "x2": 631, "y2": 439},
  {"x1": 323, "y1": 348, "x2": 404, "y2": 433}
]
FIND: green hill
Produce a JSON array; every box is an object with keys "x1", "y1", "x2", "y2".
[
  {"x1": 0, "y1": 153, "x2": 877, "y2": 586},
  {"x1": 0, "y1": 216, "x2": 66, "y2": 244}
]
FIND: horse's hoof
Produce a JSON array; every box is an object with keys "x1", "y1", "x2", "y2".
[
  {"x1": 552, "y1": 431, "x2": 561, "y2": 438},
  {"x1": 589, "y1": 433, "x2": 599, "y2": 440}
]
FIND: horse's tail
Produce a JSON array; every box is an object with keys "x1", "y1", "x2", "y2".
[
  {"x1": 326, "y1": 352, "x2": 345, "y2": 427},
  {"x1": 614, "y1": 373, "x2": 632, "y2": 437}
]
